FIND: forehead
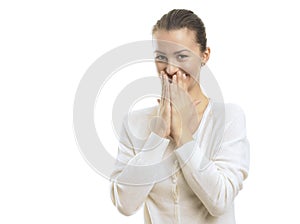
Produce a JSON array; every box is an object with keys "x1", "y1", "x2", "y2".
[{"x1": 152, "y1": 28, "x2": 200, "y2": 55}]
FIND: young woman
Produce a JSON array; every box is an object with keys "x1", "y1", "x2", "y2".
[{"x1": 110, "y1": 9, "x2": 250, "y2": 224}]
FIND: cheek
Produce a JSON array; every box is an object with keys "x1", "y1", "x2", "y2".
[
  {"x1": 180, "y1": 61, "x2": 200, "y2": 79},
  {"x1": 155, "y1": 62, "x2": 166, "y2": 74}
]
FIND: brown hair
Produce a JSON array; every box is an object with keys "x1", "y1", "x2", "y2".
[{"x1": 152, "y1": 9, "x2": 207, "y2": 52}]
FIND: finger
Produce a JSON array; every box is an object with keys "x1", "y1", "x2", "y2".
[
  {"x1": 172, "y1": 74, "x2": 177, "y2": 85},
  {"x1": 160, "y1": 70, "x2": 166, "y2": 79},
  {"x1": 182, "y1": 73, "x2": 188, "y2": 91},
  {"x1": 159, "y1": 70, "x2": 163, "y2": 79},
  {"x1": 169, "y1": 78, "x2": 176, "y2": 106},
  {"x1": 177, "y1": 71, "x2": 183, "y2": 89},
  {"x1": 171, "y1": 74, "x2": 178, "y2": 102},
  {"x1": 165, "y1": 75, "x2": 170, "y2": 106},
  {"x1": 163, "y1": 74, "x2": 169, "y2": 104},
  {"x1": 159, "y1": 71, "x2": 165, "y2": 90},
  {"x1": 161, "y1": 73, "x2": 166, "y2": 105}
]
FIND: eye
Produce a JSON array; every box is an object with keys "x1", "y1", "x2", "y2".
[
  {"x1": 177, "y1": 54, "x2": 188, "y2": 61},
  {"x1": 155, "y1": 55, "x2": 168, "y2": 62}
]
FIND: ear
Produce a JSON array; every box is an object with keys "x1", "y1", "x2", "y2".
[{"x1": 202, "y1": 47, "x2": 211, "y2": 64}]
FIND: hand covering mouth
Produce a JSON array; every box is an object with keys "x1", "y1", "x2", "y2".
[{"x1": 167, "y1": 74, "x2": 190, "y2": 83}]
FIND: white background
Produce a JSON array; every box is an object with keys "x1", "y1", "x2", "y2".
[{"x1": 1, "y1": 0, "x2": 300, "y2": 223}]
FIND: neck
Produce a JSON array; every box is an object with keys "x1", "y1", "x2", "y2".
[{"x1": 188, "y1": 82, "x2": 209, "y2": 115}]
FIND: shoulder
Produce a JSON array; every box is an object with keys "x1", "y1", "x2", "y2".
[
  {"x1": 225, "y1": 103, "x2": 246, "y2": 122},
  {"x1": 211, "y1": 101, "x2": 246, "y2": 123},
  {"x1": 223, "y1": 102, "x2": 247, "y2": 137},
  {"x1": 209, "y1": 101, "x2": 247, "y2": 137},
  {"x1": 225, "y1": 103, "x2": 247, "y2": 130}
]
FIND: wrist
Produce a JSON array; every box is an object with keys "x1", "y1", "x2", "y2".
[{"x1": 173, "y1": 128, "x2": 193, "y2": 147}]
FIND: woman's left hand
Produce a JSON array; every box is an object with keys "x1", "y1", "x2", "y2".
[{"x1": 169, "y1": 71, "x2": 201, "y2": 147}]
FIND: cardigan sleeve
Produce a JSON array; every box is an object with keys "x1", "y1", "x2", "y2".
[
  {"x1": 110, "y1": 116, "x2": 170, "y2": 216},
  {"x1": 174, "y1": 104, "x2": 250, "y2": 217}
]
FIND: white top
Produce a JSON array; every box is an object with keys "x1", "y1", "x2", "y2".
[{"x1": 110, "y1": 99, "x2": 250, "y2": 224}]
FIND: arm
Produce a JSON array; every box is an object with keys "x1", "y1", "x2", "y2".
[
  {"x1": 174, "y1": 105, "x2": 250, "y2": 217},
  {"x1": 110, "y1": 116, "x2": 170, "y2": 216}
]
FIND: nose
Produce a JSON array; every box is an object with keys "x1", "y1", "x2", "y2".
[{"x1": 165, "y1": 63, "x2": 179, "y2": 76}]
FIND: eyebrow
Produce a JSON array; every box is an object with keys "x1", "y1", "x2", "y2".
[
  {"x1": 154, "y1": 49, "x2": 191, "y2": 55},
  {"x1": 154, "y1": 50, "x2": 166, "y2": 55},
  {"x1": 174, "y1": 49, "x2": 191, "y2": 54}
]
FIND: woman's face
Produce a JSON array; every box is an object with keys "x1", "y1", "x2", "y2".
[{"x1": 152, "y1": 28, "x2": 209, "y2": 91}]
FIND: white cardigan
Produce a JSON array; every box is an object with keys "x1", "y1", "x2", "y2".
[{"x1": 110, "y1": 99, "x2": 250, "y2": 224}]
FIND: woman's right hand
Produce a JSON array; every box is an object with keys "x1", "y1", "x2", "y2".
[{"x1": 151, "y1": 72, "x2": 171, "y2": 138}]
